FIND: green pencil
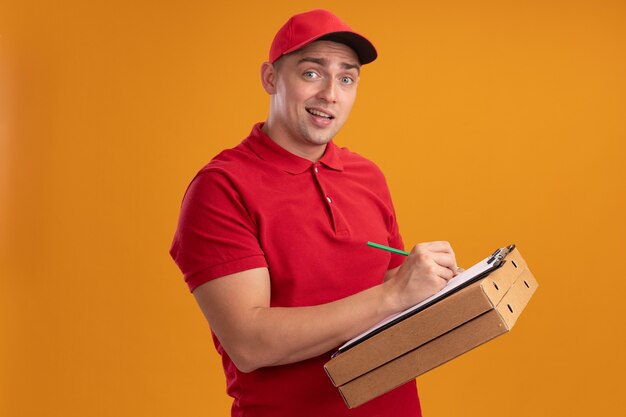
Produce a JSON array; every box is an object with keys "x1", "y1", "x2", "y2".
[{"x1": 367, "y1": 241, "x2": 410, "y2": 256}]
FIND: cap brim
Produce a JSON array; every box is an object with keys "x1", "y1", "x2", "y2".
[
  {"x1": 318, "y1": 31, "x2": 378, "y2": 64},
  {"x1": 277, "y1": 30, "x2": 378, "y2": 65}
]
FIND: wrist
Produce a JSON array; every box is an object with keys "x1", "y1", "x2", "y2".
[{"x1": 379, "y1": 275, "x2": 403, "y2": 316}]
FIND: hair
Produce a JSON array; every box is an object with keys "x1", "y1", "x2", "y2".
[{"x1": 271, "y1": 55, "x2": 285, "y2": 73}]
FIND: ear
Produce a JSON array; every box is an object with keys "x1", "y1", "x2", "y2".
[{"x1": 260, "y1": 61, "x2": 277, "y2": 94}]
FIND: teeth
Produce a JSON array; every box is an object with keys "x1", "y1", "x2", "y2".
[{"x1": 307, "y1": 108, "x2": 332, "y2": 119}]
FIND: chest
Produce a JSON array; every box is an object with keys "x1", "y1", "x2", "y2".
[{"x1": 237, "y1": 166, "x2": 396, "y2": 306}]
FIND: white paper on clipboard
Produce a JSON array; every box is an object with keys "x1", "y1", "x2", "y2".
[{"x1": 337, "y1": 254, "x2": 502, "y2": 353}]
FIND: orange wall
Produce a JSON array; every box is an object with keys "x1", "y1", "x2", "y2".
[{"x1": 1, "y1": 1, "x2": 625, "y2": 416}]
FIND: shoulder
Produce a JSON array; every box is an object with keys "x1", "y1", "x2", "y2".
[
  {"x1": 186, "y1": 138, "x2": 262, "y2": 192},
  {"x1": 201, "y1": 139, "x2": 256, "y2": 175},
  {"x1": 175, "y1": 140, "x2": 257, "y2": 212}
]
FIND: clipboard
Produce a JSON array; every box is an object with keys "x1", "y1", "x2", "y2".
[{"x1": 335, "y1": 244, "x2": 516, "y2": 355}]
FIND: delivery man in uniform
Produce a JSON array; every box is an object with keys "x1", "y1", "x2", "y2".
[{"x1": 170, "y1": 9, "x2": 459, "y2": 417}]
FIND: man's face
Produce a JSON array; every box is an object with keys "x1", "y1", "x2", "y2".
[{"x1": 266, "y1": 41, "x2": 360, "y2": 158}]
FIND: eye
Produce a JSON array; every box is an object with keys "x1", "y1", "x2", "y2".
[
  {"x1": 340, "y1": 76, "x2": 354, "y2": 85},
  {"x1": 303, "y1": 71, "x2": 320, "y2": 79}
]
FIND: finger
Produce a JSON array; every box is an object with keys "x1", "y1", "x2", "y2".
[
  {"x1": 433, "y1": 264, "x2": 456, "y2": 281},
  {"x1": 431, "y1": 252, "x2": 458, "y2": 274},
  {"x1": 421, "y1": 241, "x2": 454, "y2": 254},
  {"x1": 410, "y1": 243, "x2": 458, "y2": 276}
]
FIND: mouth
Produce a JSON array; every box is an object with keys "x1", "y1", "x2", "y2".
[{"x1": 306, "y1": 107, "x2": 335, "y2": 120}]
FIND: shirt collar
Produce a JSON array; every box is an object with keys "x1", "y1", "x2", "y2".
[{"x1": 245, "y1": 123, "x2": 344, "y2": 174}]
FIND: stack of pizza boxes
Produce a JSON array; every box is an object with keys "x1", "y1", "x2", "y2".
[{"x1": 324, "y1": 247, "x2": 538, "y2": 409}]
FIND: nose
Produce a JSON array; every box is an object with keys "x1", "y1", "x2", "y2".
[{"x1": 316, "y1": 78, "x2": 337, "y2": 103}]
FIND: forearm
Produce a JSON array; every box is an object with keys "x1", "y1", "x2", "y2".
[
  {"x1": 194, "y1": 267, "x2": 406, "y2": 373},
  {"x1": 241, "y1": 282, "x2": 395, "y2": 370}
]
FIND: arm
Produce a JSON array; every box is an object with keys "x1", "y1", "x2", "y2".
[{"x1": 193, "y1": 241, "x2": 458, "y2": 373}]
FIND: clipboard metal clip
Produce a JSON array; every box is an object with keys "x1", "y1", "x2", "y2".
[{"x1": 487, "y1": 244, "x2": 516, "y2": 265}]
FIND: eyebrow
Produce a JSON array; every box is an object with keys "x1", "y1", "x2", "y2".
[{"x1": 297, "y1": 57, "x2": 361, "y2": 74}]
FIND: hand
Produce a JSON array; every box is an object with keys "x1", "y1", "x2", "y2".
[{"x1": 384, "y1": 241, "x2": 458, "y2": 311}]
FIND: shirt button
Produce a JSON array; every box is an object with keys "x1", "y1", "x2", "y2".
[
  {"x1": 326, "y1": 196, "x2": 332, "y2": 204},
  {"x1": 314, "y1": 167, "x2": 319, "y2": 173}
]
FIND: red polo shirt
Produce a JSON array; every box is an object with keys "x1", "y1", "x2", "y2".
[{"x1": 170, "y1": 123, "x2": 422, "y2": 416}]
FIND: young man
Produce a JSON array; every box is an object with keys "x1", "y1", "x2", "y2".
[{"x1": 170, "y1": 9, "x2": 458, "y2": 417}]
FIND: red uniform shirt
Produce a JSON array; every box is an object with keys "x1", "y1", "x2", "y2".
[{"x1": 170, "y1": 123, "x2": 422, "y2": 416}]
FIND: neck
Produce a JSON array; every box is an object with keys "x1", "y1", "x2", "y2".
[{"x1": 261, "y1": 121, "x2": 326, "y2": 162}]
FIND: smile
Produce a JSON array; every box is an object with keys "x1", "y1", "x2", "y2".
[{"x1": 306, "y1": 108, "x2": 335, "y2": 120}]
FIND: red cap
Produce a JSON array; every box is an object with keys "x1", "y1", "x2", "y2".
[{"x1": 269, "y1": 9, "x2": 377, "y2": 65}]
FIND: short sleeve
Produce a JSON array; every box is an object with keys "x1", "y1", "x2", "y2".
[
  {"x1": 386, "y1": 201, "x2": 406, "y2": 270},
  {"x1": 375, "y1": 169, "x2": 405, "y2": 270},
  {"x1": 169, "y1": 170, "x2": 268, "y2": 292}
]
